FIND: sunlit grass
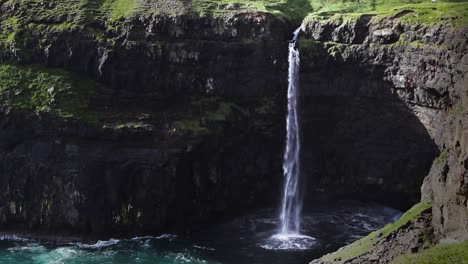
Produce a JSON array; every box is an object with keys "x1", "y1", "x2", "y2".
[
  {"x1": 305, "y1": 0, "x2": 468, "y2": 26},
  {"x1": 101, "y1": 0, "x2": 137, "y2": 21},
  {"x1": 392, "y1": 241, "x2": 468, "y2": 264}
]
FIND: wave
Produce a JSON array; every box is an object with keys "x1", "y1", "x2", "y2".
[
  {"x1": 193, "y1": 245, "x2": 216, "y2": 251},
  {"x1": 131, "y1": 234, "x2": 177, "y2": 241},
  {"x1": 75, "y1": 238, "x2": 120, "y2": 249},
  {"x1": 0, "y1": 234, "x2": 32, "y2": 242}
]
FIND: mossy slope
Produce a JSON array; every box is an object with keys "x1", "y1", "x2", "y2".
[{"x1": 320, "y1": 201, "x2": 432, "y2": 263}]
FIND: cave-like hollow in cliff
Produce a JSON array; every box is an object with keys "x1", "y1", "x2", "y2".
[{"x1": 298, "y1": 64, "x2": 439, "y2": 211}]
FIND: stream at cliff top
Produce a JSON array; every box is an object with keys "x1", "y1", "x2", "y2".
[{"x1": 0, "y1": 202, "x2": 401, "y2": 264}]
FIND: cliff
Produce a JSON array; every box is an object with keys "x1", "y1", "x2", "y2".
[
  {"x1": 0, "y1": 0, "x2": 467, "y2": 262},
  {"x1": 0, "y1": 0, "x2": 292, "y2": 236},
  {"x1": 300, "y1": 2, "x2": 468, "y2": 263}
]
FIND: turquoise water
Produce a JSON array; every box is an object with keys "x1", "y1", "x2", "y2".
[
  {"x1": 0, "y1": 203, "x2": 401, "y2": 264},
  {"x1": 0, "y1": 235, "x2": 219, "y2": 264}
]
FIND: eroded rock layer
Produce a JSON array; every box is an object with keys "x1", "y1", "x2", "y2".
[{"x1": 303, "y1": 13, "x2": 468, "y2": 263}]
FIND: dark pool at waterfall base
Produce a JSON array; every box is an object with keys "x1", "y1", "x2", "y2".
[{"x1": 0, "y1": 201, "x2": 402, "y2": 264}]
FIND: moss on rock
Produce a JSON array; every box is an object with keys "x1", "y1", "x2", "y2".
[
  {"x1": 435, "y1": 150, "x2": 448, "y2": 165},
  {"x1": 0, "y1": 63, "x2": 98, "y2": 122},
  {"x1": 171, "y1": 97, "x2": 248, "y2": 135},
  {"x1": 320, "y1": 201, "x2": 432, "y2": 263}
]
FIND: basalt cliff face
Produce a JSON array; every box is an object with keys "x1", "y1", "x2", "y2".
[
  {"x1": 0, "y1": 4, "x2": 290, "y2": 236},
  {"x1": 0, "y1": 0, "x2": 467, "y2": 257},
  {"x1": 302, "y1": 14, "x2": 468, "y2": 263}
]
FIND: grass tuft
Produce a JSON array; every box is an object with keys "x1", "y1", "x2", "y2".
[
  {"x1": 101, "y1": 0, "x2": 137, "y2": 21},
  {"x1": 435, "y1": 150, "x2": 448, "y2": 165},
  {"x1": 449, "y1": 104, "x2": 465, "y2": 115}
]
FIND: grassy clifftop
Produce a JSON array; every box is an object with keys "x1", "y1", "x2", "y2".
[
  {"x1": 0, "y1": 0, "x2": 466, "y2": 124},
  {"x1": 1, "y1": 0, "x2": 466, "y2": 24},
  {"x1": 305, "y1": 0, "x2": 468, "y2": 26},
  {"x1": 0, "y1": 0, "x2": 467, "y2": 42}
]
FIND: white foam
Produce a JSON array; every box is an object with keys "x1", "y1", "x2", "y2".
[
  {"x1": 0, "y1": 234, "x2": 31, "y2": 242},
  {"x1": 260, "y1": 233, "x2": 316, "y2": 251},
  {"x1": 33, "y1": 247, "x2": 84, "y2": 264},
  {"x1": 271, "y1": 233, "x2": 314, "y2": 240},
  {"x1": 165, "y1": 252, "x2": 213, "y2": 264},
  {"x1": 194, "y1": 245, "x2": 216, "y2": 251},
  {"x1": 8, "y1": 243, "x2": 45, "y2": 253},
  {"x1": 132, "y1": 234, "x2": 177, "y2": 240},
  {"x1": 76, "y1": 238, "x2": 120, "y2": 248}
]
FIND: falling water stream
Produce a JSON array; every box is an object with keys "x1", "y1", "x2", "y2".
[
  {"x1": 265, "y1": 27, "x2": 317, "y2": 250},
  {"x1": 280, "y1": 27, "x2": 302, "y2": 235}
]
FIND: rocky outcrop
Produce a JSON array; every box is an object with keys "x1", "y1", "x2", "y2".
[
  {"x1": 428, "y1": 109, "x2": 468, "y2": 241},
  {"x1": 311, "y1": 208, "x2": 434, "y2": 264},
  {"x1": 303, "y1": 12, "x2": 468, "y2": 263},
  {"x1": 350, "y1": 212, "x2": 433, "y2": 264},
  {"x1": 0, "y1": 5, "x2": 290, "y2": 98}
]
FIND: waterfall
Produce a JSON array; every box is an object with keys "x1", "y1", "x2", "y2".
[
  {"x1": 261, "y1": 27, "x2": 315, "y2": 251},
  {"x1": 279, "y1": 27, "x2": 302, "y2": 235}
]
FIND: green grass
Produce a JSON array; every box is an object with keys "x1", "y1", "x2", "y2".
[
  {"x1": 1, "y1": 0, "x2": 467, "y2": 50},
  {"x1": 298, "y1": 39, "x2": 324, "y2": 56},
  {"x1": 321, "y1": 201, "x2": 432, "y2": 263},
  {"x1": 449, "y1": 104, "x2": 465, "y2": 115},
  {"x1": 101, "y1": 0, "x2": 137, "y2": 21},
  {"x1": 305, "y1": 0, "x2": 468, "y2": 26},
  {"x1": 191, "y1": 0, "x2": 313, "y2": 22},
  {"x1": 0, "y1": 16, "x2": 20, "y2": 51},
  {"x1": 0, "y1": 0, "x2": 467, "y2": 28},
  {"x1": 392, "y1": 241, "x2": 468, "y2": 264},
  {"x1": 0, "y1": 64, "x2": 99, "y2": 122},
  {"x1": 435, "y1": 150, "x2": 448, "y2": 165}
]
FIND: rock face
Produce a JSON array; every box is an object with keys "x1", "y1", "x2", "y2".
[
  {"x1": 298, "y1": 65, "x2": 438, "y2": 209},
  {"x1": 353, "y1": 215, "x2": 432, "y2": 264},
  {"x1": 429, "y1": 109, "x2": 468, "y2": 241},
  {"x1": 0, "y1": 8, "x2": 289, "y2": 236},
  {"x1": 0, "y1": 109, "x2": 283, "y2": 235},
  {"x1": 303, "y1": 13, "x2": 468, "y2": 263}
]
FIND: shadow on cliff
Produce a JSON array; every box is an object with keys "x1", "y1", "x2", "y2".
[{"x1": 298, "y1": 65, "x2": 439, "y2": 210}]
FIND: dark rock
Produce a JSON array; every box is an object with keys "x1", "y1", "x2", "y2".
[
  {"x1": 0, "y1": 110, "x2": 283, "y2": 236},
  {"x1": 303, "y1": 15, "x2": 468, "y2": 263}
]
